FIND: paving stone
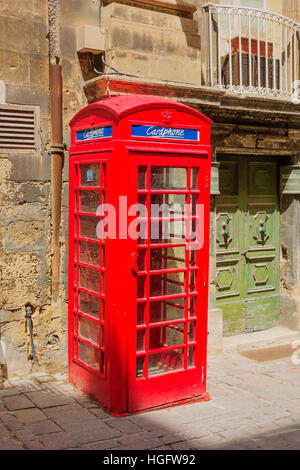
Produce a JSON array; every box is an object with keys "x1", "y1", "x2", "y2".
[
  {"x1": 0, "y1": 423, "x2": 11, "y2": 439},
  {"x1": 24, "y1": 439, "x2": 47, "y2": 450},
  {"x1": 89, "y1": 407, "x2": 110, "y2": 419},
  {"x1": 139, "y1": 429, "x2": 166, "y2": 440},
  {"x1": 0, "y1": 411, "x2": 17, "y2": 422},
  {"x1": 0, "y1": 388, "x2": 21, "y2": 397},
  {"x1": 15, "y1": 408, "x2": 48, "y2": 423},
  {"x1": 5, "y1": 419, "x2": 26, "y2": 432},
  {"x1": 26, "y1": 419, "x2": 62, "y2": 435},
  {"x1": 160, "y1": 434, "x2": 186, "y2": 445},
  {"x1": 181, "y1": 424, "x2": 211, "y2": 440},
  {"x1": 9, "y1": 379, "x2": 43, "y2": 393},
  {"x1": 0, "y1": 438, "x2": 24, "y2": 450},
  {"x1": 105, "y1": 417, "x2": 142, "y2": 434},
  {"x1": 85, "y1": 439, "x2": 121, "y2": 450},
  {"x1": 116, "y1": 437, "x2": 162, "y2": 450},
  {"x1": 39, "y1": 432, "x2": 84, "y2": 450},
  {"x1": 14, "y1": 428, "x2": 36, "y2": 442},
  {"x1": 60, "y1": 417, "x2": 121, "y2": 440},
  {"x1": 25, "y1": 390, "x2": 74, "y2": 408},
  {"x1": 40, "y1": 422, "x2": 120, "y2": 449},
  {"x1": 170, "y1": 441, "x2": 199, "y2": 450},
  {"x1": 1, "y1": 394, "x2": 35, "y2": 411},
  {"x1": 43, "y1": 403, "x2": 93, "y2": 423}
]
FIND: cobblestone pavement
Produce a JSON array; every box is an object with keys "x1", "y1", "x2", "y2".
[{"x1": 1, "y1": 346, "x2": 300, "y2": 450}]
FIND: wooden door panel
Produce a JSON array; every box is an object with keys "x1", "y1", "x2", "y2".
[
  {"x1": 216, "y1": 156, "x2": 279, "y2": 335},
  {"x1": 246, "y1": 256, "x2": 276, "y2": 294},
  {"x1": 247, "y1": 203, "x2": 277, "y2": 250},
  {"x1": 248, "y1": 162, "x2": 277, "y2": 195}
]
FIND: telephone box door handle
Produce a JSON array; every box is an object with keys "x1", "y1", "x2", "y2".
[{"x1": 130, "y1": 252, "x2": 139, "y2": 273}]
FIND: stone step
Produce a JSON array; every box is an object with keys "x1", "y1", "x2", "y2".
[{"x1": 223, "y1": 326, "x2": 300, "y2": 352}]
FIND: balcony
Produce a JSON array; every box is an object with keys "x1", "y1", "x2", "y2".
[{"x1": 203, "y1": 3, "x2": 300, "y2": 100}]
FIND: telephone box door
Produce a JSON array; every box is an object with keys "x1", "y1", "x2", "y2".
[{"x1": 127, "y1": 153, "x2": 210, "y2": 412}]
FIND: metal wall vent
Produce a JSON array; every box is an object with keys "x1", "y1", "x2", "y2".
[{"x1": 0, "y1": 104, "x2": 40, "y2": 152}]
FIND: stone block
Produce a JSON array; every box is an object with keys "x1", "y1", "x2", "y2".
[
  {"x1": 15, "y1": 407, "x2": 48, "y2": 423},
  {"x1": 26, "y1": 419, "x2": 61, "y2": 435},
  {"x1": 207, "y1": 307, "x2": 223, "y2": 353},
  {"x1": 6, "y1": 19, "x2": 39, "y2": 54},
  {"x1": 25, "y1": 389, "x2": 74, "y2": 408},
  {"x1": 0, "y1": 158, "x2": 12, "y2": 180},
  {"x1": 29, "y1": 54, "x2": 49, "y2": 88},
  {"x1": 8, "y1": 153, "x2": 51, "y2": 182},
  {"x1": 5, "y1": 84, "x2": 49, "y2": 118},
  {"x1": 280, "y1": 294, "x2": 300, "y2": 331},
  {"x1": 76, "y1": 25, "x2": 105, "y2": 54},
  {"x1": 0, "y1": 50, "x2": 30, "y2": 85},
  {"x1": 0, "y1": 80, "x2": 5, "y2": 103},
  {"x1": 1, "y1": 394, "x2": 35, "y2": 410},
  {"x1": 7, "y1": 221, "x2": 44, "y2": 247}
]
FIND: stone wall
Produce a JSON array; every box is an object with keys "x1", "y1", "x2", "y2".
[
  {"x1": 0, "y1": 0, "x2": 90, "y2": 377},
  {"x1": 102, "y1": 2, "x2": 203, "y2": 85},
  {"x1": 0, "y1": 0, "x2": 52, "y2": 376}
]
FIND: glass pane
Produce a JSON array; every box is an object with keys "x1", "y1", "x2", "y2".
[
  {"x1": 189, "y1": 296, "x2": 197, "y2": 317},
  {"x1": 101, "y1": 325, "x2": 105, "y2": 348},
  {"x1": 149, "y1": 323, "x2": 184, "y2": 350},
  {"x1": 79, "y1": 215, "x2": 100, "y2": 240},
  {"x1": 189, "y1": 271, "x2": 197, "y2": 292},
  {"x1": 79, "y1": 240, "x2": 100, "y2": 266},
  {"x1": 191, "y1": 194, "x2": 199, "y2": 216},
  {"x1": 150, "y1": 167, "x2": 187, "y2": 189},
  {"x1": 136, "y1": 221, "x2": 148, "y2": 244},
  {"x1": 137, "y1": 276, "x2": 146, "y2": 298},
  {"x1": 187, "y1": 346, "x2": 195, "y2": 368},
  {"x1": 136, "y1": 329, "x2": 145, "y2": 352},
  {"x1": 150, "y1": 246, "x2": 185, "y2": 271},
  {"x1": 79, "y1": 265, "x2": 100, "y2": 292},
  {"x1": 102, "y1": 164, "x2": 106, "y2": 187},
  {"x1": 191, "y1": 168, "x2": 199, "y2": 190},
  {"x1": 80, "y1": 164, "x2": 101, "y2": 187},
  {"x1": 74, "y1": 217, "x2": 78, "y2": 236},
  {"x1": 150, "y1": 194, "x2": 186, "y2": 217},
  {"x1": 78, "y1": 315, "x2": 99, "y2": 345},
  {"x1": 102, "y1": 246, "x2": 105, "y2": 265},
  {"x1": 78, "y1": 290, "x2": 99, "y2": 318},
  {"x1": 101, "y1": 272, "x2": 105, "y2": 295},
  {"x1": 138, "y1": 166, "x2": 147, "y2": 189},
  {"x1": 188, "y1": 322, "x2": 196, "y2": 342},
  {"x1": 100, "y1": 351, "x2": 105, "y2": 374},
  {"x1": 150, "y1": 220, "x2": 186, "y2": 244},
  {"x1": 137, "y1": 303, "x2": 145, "y2": 325},
  {"x1": 148, "y1": 349, "x2": 183, "y2": 376},
  {"x1": 78, "y1": 340, "x2": 99, "y2": 370},
  {"x1": 189, "y1": 249, "x2": 197, "y2": 267},
  {"x1": 138, "y1": 193, "x2": 147, "y2": 208},
  {"x1": 149, "y1": 298, "x2": 185, "y2": 323},
  {"x1": 150, "y1": 272, "x2": 185, "y2": 297},
  {"x1": 136, "y1": 356, "x2": 145, "y2": 378},
  {"x1": 101, "y1": 299, "x2": 105, "y2": 321},
  {"x1": 137, "y1": 250, "x2": 146, "y2": 271},
  {"x1": 79, "y1": 190, "x2": 100, "y2": 213}
]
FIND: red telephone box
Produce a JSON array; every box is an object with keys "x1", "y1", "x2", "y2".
[{"x1": 68, "y1": 95, "x2": 212, "y2": 415}]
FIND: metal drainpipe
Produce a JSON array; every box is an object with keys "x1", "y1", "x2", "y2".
[
  {"x1": 48, "y1": 0, "x2": 64, "y2": 302},
  {"x1": 25, "y1": 305, "x2": 38, "y2": 365}
]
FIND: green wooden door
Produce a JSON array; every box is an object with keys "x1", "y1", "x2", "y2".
[{"x1": 216, "y1": 156, "x2": 280, "y2": 335}]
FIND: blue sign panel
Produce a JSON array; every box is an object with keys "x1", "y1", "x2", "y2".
[
  {"x1": 131, "y1": 125, "x2": 199, "y2": 141},
  {"x1": 76, "y1": 126, "x2": 113, "y2": 142}
]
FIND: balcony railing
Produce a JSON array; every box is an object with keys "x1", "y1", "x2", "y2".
[{"x1": 203, "y1": 3, "x2": 300, "y2": 100}]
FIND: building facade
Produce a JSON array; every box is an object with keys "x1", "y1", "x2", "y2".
[{"x1": 0, "y1": 0, "x2": 299, "y2": 377}]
